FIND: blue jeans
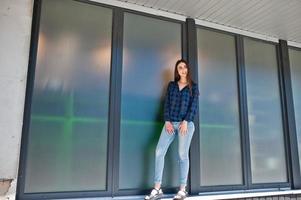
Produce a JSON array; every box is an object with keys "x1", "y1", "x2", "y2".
[{"x1": 154, "y1": 121, "x2": 195, "y2": 186}]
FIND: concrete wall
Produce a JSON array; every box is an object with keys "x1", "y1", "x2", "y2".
[{"x1": 0, "y1": 0, "x2": 33, "y2": 199}]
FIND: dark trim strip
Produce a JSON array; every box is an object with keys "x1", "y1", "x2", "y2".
[
  {"x1": 111, "y1": 7, "x2": 124, "y2": 195},
  {"x1": 182, "y1": 23, "x2": 188, "y2": 60},
  {"x1": 107, "y1": 6, "x2": 124, "y2": 198},
  {"x1": 186, "y1": 18, "x2": 201, "y2": 195},
  {"x1": 276, "y1": 43, "x2": 292, "y2": 187},
  {"x1": 236, "y1": 35, "x2": 252, "y2": 189}
]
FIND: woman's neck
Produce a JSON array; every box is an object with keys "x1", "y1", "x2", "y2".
[{"x1": 178, "y1": 78, "x2": 188, "y2": 84}]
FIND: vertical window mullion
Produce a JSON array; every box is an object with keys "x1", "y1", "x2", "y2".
[
  {"x1": 186, "y1": 18, "x2": 201, "y2": 195},
  {"x1": 110, "y1": 7, "x2": 124, "y2": 196},
  {"x1": 236, "y1": 35, "x2": 252, "y2": 188}
]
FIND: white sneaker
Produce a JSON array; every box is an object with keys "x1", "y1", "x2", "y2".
[
  {"x1": 144, "y1": 188, "x2": 163, "y2": 200},
  {"x1": 173, "y1": 190, "x2": 188, "y2": 200}
]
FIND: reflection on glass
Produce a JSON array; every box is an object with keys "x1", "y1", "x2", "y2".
[
  {"x1": 24, "y1": 0, "x2": 112, "y2": 192},
  {"x1": 119, "y1": 12, "x2": 182, "y2": 189},
  {"x1": 197, "y1": 28, "x2": 242, "y2": 186},
  {"x1": 244, "y1": 38, "x2": 287, "y2": 183},
  {"x1": 289, "y1": 48, "x2": 301, "y2": 173}
]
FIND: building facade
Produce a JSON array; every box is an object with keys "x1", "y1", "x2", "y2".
[{"x1": 2, "y1": 0, "x2": 301, "y2": 199}]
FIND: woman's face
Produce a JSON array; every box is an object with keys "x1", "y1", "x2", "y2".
[{"x1": 177, "y1": 62, "x2": 188, "y2": 78}]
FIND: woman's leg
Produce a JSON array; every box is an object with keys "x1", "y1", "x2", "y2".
[
  {"x1": 154, "y1": 124, "x2": 176, "y2": 188},
  {"x1": 177, "y1": 121, "x2": 195, "y2": 189}
]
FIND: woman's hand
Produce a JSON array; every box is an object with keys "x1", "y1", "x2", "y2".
[
  {"x1": 179, "y1": 120, "x2": 188, "y2": 136},
  {"x1": 165, "y1": 121, "x2": 174, "y2": 135}
]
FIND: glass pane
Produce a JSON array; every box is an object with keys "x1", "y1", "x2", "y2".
[
  {"x1": 119, "y1": 12, "x2": 182, "y2": 189},
  {"x1": 289, "y1": 48, "x2": 301, "y2": 173},
  {"x1": 24, "y1": 0, "x2": 112, "y2": 193},
  {"x1": 244, "y1": 38, "x2": 287, "y2": 183},
  {"x1": 197, "y1": 28, "x2": 242, "y2": 186}
]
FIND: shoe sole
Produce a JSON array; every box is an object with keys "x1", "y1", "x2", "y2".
[
  {"x1": 173, "y1": 196, "x2": 187, "y2": 200},
  {"x1": 145, "y1": 193, "x2": 163, "y2": 200}
]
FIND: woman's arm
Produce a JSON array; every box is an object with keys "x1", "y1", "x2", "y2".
[
  {"x1": 163, "y1": 81, "x2": 172, "y2": 122},
  {"x1": 184, "y1": 84, "x2": 200, "y2": 122},
  {"x1": 164, "y1": 82, "x2": 175, "y2": 134}
]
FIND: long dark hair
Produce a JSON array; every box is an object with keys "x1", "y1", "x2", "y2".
[{"x1": 174, "y1": 59, "x2": 194, "y2": 95}]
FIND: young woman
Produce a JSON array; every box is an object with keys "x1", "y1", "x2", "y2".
[{"x1": 145, "y1": 59, "x2": 199, "y2": 200}]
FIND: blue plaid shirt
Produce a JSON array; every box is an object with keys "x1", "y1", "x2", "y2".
[{"x1": 164, "y1": 81, "x2": 199, "y2": 122}]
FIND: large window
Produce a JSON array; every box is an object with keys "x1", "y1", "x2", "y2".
[
  {"x1": 119, "y1": 12, "x2": 182, "y2": 189},
  {"x1": 244, "y1": 38, "x2": 287, "y2": 183},
  {"x1": 20, "y1": 0, "x2": 294, "y2": 198},
  {"x1": 289, "y1": 48, "x2": 301, "y2": 173},
  {"x1": 24, "y1": 0, "x2": 112, "y2": 192},
  {"x1": 197, "y1": 28, "x2": 242, "y2": 186}
]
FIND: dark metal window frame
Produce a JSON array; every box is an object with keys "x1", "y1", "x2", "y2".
[
  {"x1": 239, "y1": 36, "x2": 291, "y2": 189},
  {"x1": 16, "y1": 0, "x2": 117, "y2": 199},
  {"x1": 279, "y1": 42, "x2": 301, "y2": 189},
  {"x1": 189, "y1": 25, "x2": 293, "y2": 192},
  {"x1": 107, "y1": 3, "x2": 187, "y2": 199},
  {"x1": 191, "y1": 24, "x2": 249, "y2": 193},
  {"x1": 16, "y1": 0, "x2": 300, "y2": 199}
]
